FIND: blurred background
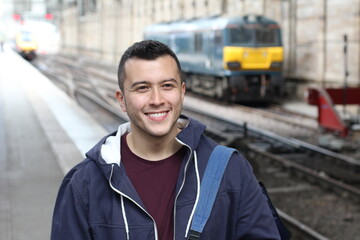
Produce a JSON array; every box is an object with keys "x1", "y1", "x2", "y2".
[
  {"x1": 1, "y1": 0, "x2": 359, "y2": 95},
  {"x1": 0, "y1": 0, "x2": 59, "y2": 54},
  {"x1": 1, "y1": 1, "x2": 360, "y2": 240}
]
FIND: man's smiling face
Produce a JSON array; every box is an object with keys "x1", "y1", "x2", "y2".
[{"x1": 116, "y1": 55, "x2": 185, "y2": 139}]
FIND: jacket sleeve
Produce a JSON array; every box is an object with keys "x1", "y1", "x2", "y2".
[
  {"x1": 51, "y1": 176, "x2": 93, "y2": 240},
  {"x1": 235, "y1": 156, "x2": 281, "y2": 240}
]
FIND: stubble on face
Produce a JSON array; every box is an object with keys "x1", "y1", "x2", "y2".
[
  {"x1": 116, "y1": 56, "x2": 185, "y2": 141},
  {"x1": 124, "y1": 96, "x2": 183, "y2": 139}
]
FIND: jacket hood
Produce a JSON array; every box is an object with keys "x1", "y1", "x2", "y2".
[{"x1": 85, "y1": 115, "x2": 206, "y2": 167}]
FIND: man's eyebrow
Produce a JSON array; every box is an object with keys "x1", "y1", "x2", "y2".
[
  {"x1": 162, "y1": 78, "x2": 180, "y2": 85},
  {"x1": 130, "y1": 81, "x2": 149, "y2": 89},
  {"x1": 130, "y1": 79, "x2": 179, "y2": 89}
]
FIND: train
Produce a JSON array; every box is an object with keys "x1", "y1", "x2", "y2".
[
  {"x1": 144, "y1": 15, "x2": 284, "y2": 103},
  {"x1": 15, "y1": 30, "x2": 38, "y2": 61}
]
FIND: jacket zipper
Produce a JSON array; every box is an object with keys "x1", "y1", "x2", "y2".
[{"x1": 173, "y1": 140, "x2": 195, "y2": 240}]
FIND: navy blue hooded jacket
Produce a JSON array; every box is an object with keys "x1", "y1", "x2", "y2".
[{"x1": 51, "y1": 116, "x2": 280, "y2": 240}]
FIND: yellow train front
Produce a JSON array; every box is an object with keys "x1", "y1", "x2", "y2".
[
  {"x1": 15, "y1": 30, "x2": 38, "y2": 61},
  {"x1": 144, "y1": 15, "x2": 284, "y2": 103}
]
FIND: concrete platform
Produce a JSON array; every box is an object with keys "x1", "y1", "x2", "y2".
[{"x1": 0, "y1": 50, "x2": 107, "y2": 240}]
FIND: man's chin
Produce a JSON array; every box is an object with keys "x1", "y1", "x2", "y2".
[{"x1": 146, "y1": 130, "x2": 170, "y2": 138}]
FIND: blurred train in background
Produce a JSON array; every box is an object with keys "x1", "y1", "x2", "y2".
[
  {"x1": 15, "y1": 29, "x2": 38, "y2": 60},
  {"x1": 144, "y1": 15, "x2": 284, "y2": 103},
  {"x1": 1, "y1": 20, "x2": 60, "y2": 61}
]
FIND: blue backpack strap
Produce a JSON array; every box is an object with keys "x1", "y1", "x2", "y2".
[
  {"x1": 187, "y1": 145, "x2": 291, "y2": 240},
  {"x1": 187, "y1": 145, "x2": 236, "y2": 240}
]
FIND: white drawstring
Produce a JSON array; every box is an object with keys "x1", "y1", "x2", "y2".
[
  {"x1": 109, "y1": 164, "x2": 130, "y2": 240},
  {"x1": 121, "y1": 195, "x2": 130, "y2": 240},
  {"x1": 184, "y1": 151, "x2": 200, "y2": 238}
]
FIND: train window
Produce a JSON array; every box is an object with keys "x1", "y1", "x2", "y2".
[
  {"x1": 174, "y1": 34, "x2": 191, "y2": 53},
  {"x1": 228, "y1": 25, "x2": 280, "y2": 47},
  {"x1": 215, "y1": 30, "x2": 222, "y2": 45},
  {"x1": 229, "y1": 26, "x2": 252, "y2": 45},
  {"x1": 256, "y1": 28, "x2": 278, "y2": 45},
  {"x1": 194, "y1": 33, "x2": 203, "y2": 52},
  {"x1": 21, "y1": 31, "x2": 34, "y2": 42}
]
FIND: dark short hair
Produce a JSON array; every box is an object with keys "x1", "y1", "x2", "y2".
[{"x1": 117, "y1": 40, "x2": 183, "y2": 91}]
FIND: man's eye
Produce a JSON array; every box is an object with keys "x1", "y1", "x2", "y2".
[
  {"x1": 136, "y1": 86, "x2": 149, "y2": 91},
  {"x1": 163, "y1": 84, "x2": 175, "y2": 89}
]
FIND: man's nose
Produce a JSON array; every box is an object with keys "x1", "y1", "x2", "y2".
[{"x1": 149, "y1": 87, "x2": 165, "y2": 105}]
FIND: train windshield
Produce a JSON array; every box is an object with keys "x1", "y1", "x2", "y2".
[
  {"x1": 228, "y1": 24, "x2": 281, "y2": 47},
  {"x1": 21, "y1": 31, "x2": 34, "y2": 42}
]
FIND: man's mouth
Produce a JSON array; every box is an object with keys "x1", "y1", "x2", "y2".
[{"x1": 146, "y1": 111, "x2": 169, "y2": 120}]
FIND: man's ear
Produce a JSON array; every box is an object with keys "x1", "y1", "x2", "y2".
[
  {"x1": 116, "y1": 90, "x2": 127, "y2": 112},
  {"x1": 181, "y1": 81, "x2": 186, "y2": 100}
]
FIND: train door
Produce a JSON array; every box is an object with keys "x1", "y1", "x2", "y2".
[
  {"x1": 213, "y1": 30, "x2": 229, "y2": 100},
  {"x1": 213, "y1": 30, "x2": 223, "y2": 71},
  {"x1": 206, "y1": 31, "x2": 215, "y2": 70},
  {"x1": 205, "y1": 30, "x2": 222, "y2": 70}
]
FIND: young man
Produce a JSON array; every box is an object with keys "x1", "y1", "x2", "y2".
[{"x1": 51, "y1": 40, "x2": 280, "y2": 239}]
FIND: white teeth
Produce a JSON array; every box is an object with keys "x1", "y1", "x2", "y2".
[{"x1": 148, "y1": 112, "x2": 166, "y2": 118}]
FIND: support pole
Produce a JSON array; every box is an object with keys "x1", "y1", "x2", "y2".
[{"x1": 343, "y1": 34, "x2": 349, "y2": 118}]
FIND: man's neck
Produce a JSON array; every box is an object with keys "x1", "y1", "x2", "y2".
[{"x1": 125, "y1": 129, "x2": 182, "y2": 161}]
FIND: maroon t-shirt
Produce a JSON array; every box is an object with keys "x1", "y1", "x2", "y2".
[{"x1": 121, "y1": 133, "x2": 185, "y2": 240}]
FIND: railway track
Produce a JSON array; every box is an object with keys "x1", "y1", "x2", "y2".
[
  {"x1": 184, "y1": 105, "x2": 360, "y2": 183},
  {"x1": 32, "y1": 54, "x2": 360, "y2": 239}
]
